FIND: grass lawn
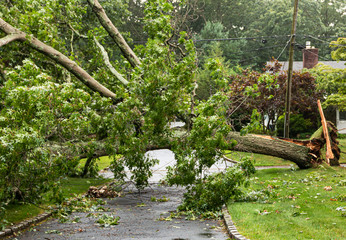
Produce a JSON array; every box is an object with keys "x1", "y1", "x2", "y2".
[
  {"x1": 78, "y1": 155, "x2": 114, "y2": 171},
  {"x1": 5, "y1": 156, "x2": 116, "y2": 226},
  {"x1": 4, "y1": 177, "x2": 111, "y2": 225},
  {"x1": 228, "y1": 165, "x2": 346, "y2": 240},
  {"x1": 225, "y1": 151, "x2": 290, "y2": 166}
]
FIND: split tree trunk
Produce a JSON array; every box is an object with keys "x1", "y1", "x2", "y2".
[
  {"x1": 226, "y1": 121, "x2": 340, "y2": 169},
  {"x1": 227, "y1": 132, "x2": 321, "y2": 169}
]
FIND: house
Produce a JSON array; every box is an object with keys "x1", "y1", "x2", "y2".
[{"x1": 267, "y1": 42, "x2": 346, "y2": 134}]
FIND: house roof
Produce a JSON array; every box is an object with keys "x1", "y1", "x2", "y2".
[{"x1": 266, "y1": 61, "x2": 346, "y2": 71}]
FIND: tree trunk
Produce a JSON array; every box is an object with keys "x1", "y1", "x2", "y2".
[
  {"x1": 227, "y1": 132, "x2": 321, "y2": 169},
  {"x1": 226, "y1": 121, "x2": 340, "y2": 169},
  {"x1": 82, "y1": 156, "x2": 95, "y2": 177}
]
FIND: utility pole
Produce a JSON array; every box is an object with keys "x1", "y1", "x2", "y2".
[{"x1": 284, "y1": 0, "x2": 299, "y2": 138}]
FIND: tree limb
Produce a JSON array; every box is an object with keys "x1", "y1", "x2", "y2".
[
  {"x1": 87, "y1": 0, "x2": 141, "y2": 68},
  {"x1": 93, "y1": 36, "x2": 129, "y2": 85},
  {"x1": 0, "y1": 33, "x2": 25, "y2": 47},
  {"x1": 66, "y1": 23, "x2": 129, "y2": 86},
  {"x1": 0, "y1": 17, "x2": 118, "y2": 99}
]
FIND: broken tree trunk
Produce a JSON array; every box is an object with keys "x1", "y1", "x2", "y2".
[
  {"x1": 227, "y1": 132, "x2": 322, "y2": 169},
  {"x1": 317, "y1": 100, "x2": 340, "y2": 166},
  {"x1": 226, "y1": 120, "x2": 340, "y2": 169},
  {"x1": 310, "y1": 121, "x2": 340, "y2": 166}
]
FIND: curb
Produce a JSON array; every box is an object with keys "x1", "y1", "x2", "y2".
[
  {"x1": 222, "y1": 206, "x2": 249, "y2": 240},
  {"x1": 0, "y1": 212, "x2": 52, "y2": 239}
]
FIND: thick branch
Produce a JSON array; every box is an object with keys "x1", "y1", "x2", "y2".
[
  {"x1": 0, "y1": 17, "x2": 117, "y2": 99},
  {"x1": 45, "y1": 141, "x2": 172, "y2": 161},
  {"x1": 93, "y1": 37, "x2": 129, "y2": 85},
  {"x1": 87, "y1": 0, "x2": 141, "y2": 68},
  {"x1": 0, "y1": 33, "x2": 25, "y2": 47}
]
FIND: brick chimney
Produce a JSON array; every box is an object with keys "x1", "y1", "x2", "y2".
[{"x1": 303, "y1": 41, "x2": 318, "y2": 69}]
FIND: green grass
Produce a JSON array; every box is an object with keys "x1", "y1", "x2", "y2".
[
  {"x1": 5, "y1": 155, "x2": 114, "y2": 226},
  {"x1": 228, "y1": 166, "x2": 346, "y2": 240},
  {"x1": 225, "y1": 151, "x2": 290, "y2": 166},
  {"x1": 4, "y1": 177, "x2": 111, "y2": 225},
  {"x1": 78, "y1": 155, "x2": 115, "y2": 171}
]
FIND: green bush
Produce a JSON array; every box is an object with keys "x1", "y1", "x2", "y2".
[
  {"x1": 337, "y1": 133, "x2": 346, "y2": 139},
  {"x1": 179, "y1": 158, "x2": 255, "y2": 212},
  {"x1": 276, "y1": 114, "x2": 314, "y2": 138}
]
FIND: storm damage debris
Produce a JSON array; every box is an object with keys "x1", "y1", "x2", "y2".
[{"x1": 87, "y1": 185, "x2": 120, "y2": 198}]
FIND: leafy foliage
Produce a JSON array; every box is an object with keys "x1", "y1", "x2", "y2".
[
  {"x1": 178, "y1": 158, "x2": 255, "y2": 212},
  {"x1": 95, "y1": 214, "x2": 120, "y2": 227},
  {"x1": 276, "y1": 114, "x2": 314, "y2": 138},
  {"x1": 1, "y1": 0, "x2": 339, "y2": 223},
  {"x1": 310, "y1": 38, "x2": 346, "y2": 111},
  {"x1": 228, "y1": 60, "x2": 323, "y2": 134}
]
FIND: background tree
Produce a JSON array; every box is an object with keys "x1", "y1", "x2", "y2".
[
  {"x1": 227, "y1": 60, "x2": 324, "y2": 136},
  {"x1": 310, "y1": 37, "x2": 346, "y2": 111},
  {"x1": 178, "y1": 0, "x2": 346, "y2": 68}
]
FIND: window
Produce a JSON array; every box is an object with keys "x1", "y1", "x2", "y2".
[{"x1": 340, "y1": 111, "x2": 346, "y2": 121}]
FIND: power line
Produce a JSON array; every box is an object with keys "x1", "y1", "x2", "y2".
[
  {"x1": 132, "y1": 35, "x2": 343, "y2": 44},
  {"x1": 193, "y1": 35, "x2": 290, "y2": 43},
  {"x1": 295, "y1": 42, "x2": 332, "y2": 61},
  {"x1": 241, "y1": 44, "x2": 287, "y2": 53}
]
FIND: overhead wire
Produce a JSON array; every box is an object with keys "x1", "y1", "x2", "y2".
[
  {"x1": 132, "y1": 35, "x2": 342, "y2": 44},
  {"x1": 295, "y1": 42, "x2": 332, "y2": 61},
  {"x1": 276, "y1": 36, "x2": 292, "y2": 60}
]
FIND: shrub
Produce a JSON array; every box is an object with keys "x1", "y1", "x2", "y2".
[
  {"x1": 178, "y1": 158, "x2": 255, "y2": 212},
  {"x1": 276, "y1": 114, "x2": 314, "y2": 138}
]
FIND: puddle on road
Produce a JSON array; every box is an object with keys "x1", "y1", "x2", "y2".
[{"x1": 199, "y1": 232, "x2": 215, "y2": 238}]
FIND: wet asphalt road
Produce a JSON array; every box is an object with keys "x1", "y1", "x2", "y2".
[
  {"x1": 12, "y1": 147, "x2": 230, "y2": 240},
  {"x1": 13, "y1": 184, "x2": 228, "y2": 240}
]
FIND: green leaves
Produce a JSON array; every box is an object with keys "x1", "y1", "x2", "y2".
[
  {"x1": 178, "y1": 158, "x2": 255, "y2": 212},
  {"x1": 95, "y1": 214, "x2": 120, "y2": 227},
  {"x1": 310, "y1": 61, "x2": 346, "y2": 111},
  {"x1": 330, "y1": 38, "x2": 346, "y2": 61}
]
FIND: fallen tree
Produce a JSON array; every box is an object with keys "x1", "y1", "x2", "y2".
[
  {"x1": 0, "y1": 0, "x2": 342, "y2": 208},
  {"x1": 45, "y1": 120, "x2": 340, "y2": 174},
  {"x1": 0, "y1": 0, "x2": 339, "y2": 172}
]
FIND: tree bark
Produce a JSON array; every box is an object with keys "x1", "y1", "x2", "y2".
[
  {"x1": 46, "y1": 130, "x2": 328, "y2": 170},
  {"x1": 227, "y1": 132, "x2": 320, "y2": 169},
  {"x1": 0, "y1": 17, "x2": 117, "y2": 100},
  {"x1": 87, "y1": 0, "x2": 141, "y2": 68},
  {"x1": 93, "y1": 36, "x2": 129, "y2": 85},
  {"x1": 0, "y1": 33, "x2": 25, "y2": 47}
]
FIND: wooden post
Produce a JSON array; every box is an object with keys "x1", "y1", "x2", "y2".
[
  {"x1": 317, "y1": 100, "x2": 334, "y2": 164},
  {"x1": 284, "y1": 0, "x2": 299, "y2": 138}
]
